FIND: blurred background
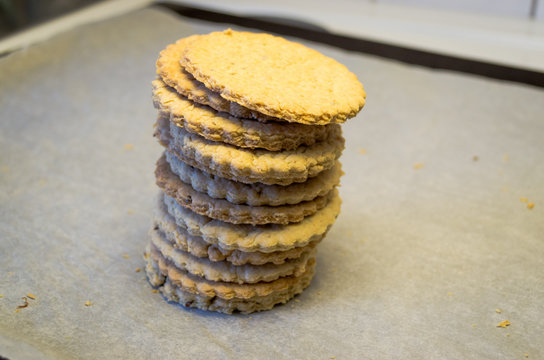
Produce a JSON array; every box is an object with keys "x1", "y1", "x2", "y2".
[{"x1": 1, "y1": 0, "x2": 543, "y2": 76}]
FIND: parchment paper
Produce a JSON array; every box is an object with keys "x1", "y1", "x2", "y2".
[{"x1": 1, "y1": 7, "x2": 543, "y2": 360}]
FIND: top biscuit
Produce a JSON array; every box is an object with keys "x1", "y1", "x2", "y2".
[{"x1": 181, "y1": 29, "x2": 366, "y2": 125}]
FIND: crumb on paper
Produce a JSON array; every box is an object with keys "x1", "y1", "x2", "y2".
[
  {"x1": 124, "y1": 144, "x2": 134, "y2": 150},
  {"x1": 127, "y1": 209, "x2": 134, "y2": 215},
  {"x1": 447, "y1": 292, "x2": 453, "y2": 296},
  {"x1": 497, "y1": 320, "x2": 510, "y2": 328},
  {"x1": 413, "y1": 163, "x2": 424, "y2": 170},
  {"x1": 8, "y1": 272, "x2": 13, "y2": 276},
  {"x1": 0, "y1": 294, "x2": 3, "y2": 298},
  {"x1": 27, "y1": 293, "x2": 36, "y2": 300},
  {"x1": 15, "y1": 309, "x2": 20, "y2": 313},
  {"x1": 495, "y1": 308, "x2": 502, "y2": 314},
  {"x1": 501, "y1": 186, "x2": 508, "y2": 192},
  {"x1": 39, "y1": 179, "x2": 46, "y2": 185},
  {"x1": 471, "y1": 324, "x2": 477, "y2": 327},
  {"x1": 317, "y1": 291, "x2": 322, "y2": 296},
  {"x1": 152, "y1": 289, "x2": 159, "y2": 293},
  {"x1": 1, "y1": 166, "x2": 8, "y2": 173},
  {"x1": 249, "y1": 316, "x2": 253, "y2": 320},
  {"x1": 346, "y1": 231, "x2": 352, "y2": 237},
  {"x1": 472, "y1": 156, "x2": 479, "y2": 162},
  {"x1": 527, "y1": 203, "x2": 535, "y2": 210},
  {"x1": 85, "y1": 301, "x2": 92, "y2": 307},
  {"x1": 506, "y1": 333, "x2": 510, "y2": 337},
  {"x1": 17, "y1": 297, "x2": 29, "y2": 309},
  {"x1": 295, "y1": 299, "x2": 300, "y2": 303},
  {"x1": 520, "y1": 197, "x2": 528, "y2": 203},
  {"x1": 122, "y1": 254, "x2": 130, "y2": 259},
  {"x1": 330, "y1": 356, "x2": 336, "y2": 359},
  {"x1": 135, "y1": 268, "x2": 141, "y2": 273},
  {"x1": 503, "y1": 154, "x2": 509, "y2": 162},
  {"x1": 525, "y1": 353, "x2": 529, "y2": 358},
  {"x1": 332, "y1": 268, "x2": 338, "y2": 272},
  {"x1": 359, "y1": 148, "x2": 367, "y2": 155}
]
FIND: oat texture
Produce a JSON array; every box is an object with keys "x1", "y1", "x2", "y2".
[
  {"x1": 146, "y1": 248, "x2": 316, "y2": 314},
  {"x1": 181, "y1": 29, "x2": 366, "y2": 125},
  {"x1": 153, "y1": 79, "x2": 336, "y2": 151},
  {"x1": 165, "y1": 150, "x2": 343, "y2": 206},
  {"x1": 161, "y1": 188, "x2": 341, "y2": 253},
  {"x1": 156, "y1": 36, "x2": 277, "y2": 121},
  {"x1": 154, "y1": 205, "x2": 322, "y2": 266},
  {"x1": 156, "y1": 154, "x2": 334, "y2": 225},
  {"x1": 156, "y1": 115, "x2": 345, "y2": 185},
  {"x1": 150, "y1": 226, "x2": 315, "y2": 284}
]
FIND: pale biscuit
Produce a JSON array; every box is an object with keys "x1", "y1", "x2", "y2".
[
  {"x1": 153, "y1": 204, "x2": 322, "y2": 266},
  {"x1": 156, "y1": 36, "x2": 276, "y2": 121},
  {"x1": 161, "y1": 188, "x2": 341, "y2": 253},
  {"x1": 156, "y1": 153, "x2": 333, "y2": 225},
  {"x1": 145, "y1": 248, "x2": 315, "y2": 314},
  {"x1": 181, "y1": 29, "x2": 366, "y2": 125},
  {"x1": 165, "y1": 150, "x2": 343, "y2": 207},
  {"x1": 152, "y1": 80, "x2": 337, "y2": 151},
  {"x1": 150, "y1": 226, "x2": 315, "y2": 284},
  {"x1": 155, "y1": 115, "x2": 345, "y2": 185}
]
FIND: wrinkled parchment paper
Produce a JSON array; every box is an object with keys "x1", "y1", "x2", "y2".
[{"x1": 1, "y1": 7, "x2": 543, "y2": 360}]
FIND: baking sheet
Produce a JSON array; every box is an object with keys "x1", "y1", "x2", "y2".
[{"x1": 1, "y1": 7, "x2": 543, "y2": 360}]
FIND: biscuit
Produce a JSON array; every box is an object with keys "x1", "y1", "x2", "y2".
[
  {"x1": 156, "y1": 153, "x2": 334, "y2": 225},
  {"x1": 156, "y1": 115, "x2": 345, "y2": 185},
  {"x1": 161, "y1": 188, "x2": 341, "y2": 253},
  {"x1": 153, "y1": 206, "x2": 322, "y2": 266},
  {"x1": 150, "y1": 226, "x2": 316, "y2": 284},
  {"x1": 181, "y1": 29, "x2": 366, "y2": 125},
  {"x1": 145, "y1": 247, "x2": 316, "y2": 314},
  {"x1": 164, "y1": 150, "x2": 343, "y2": 207},
  {"x1": 156, "y1": 36, "x2": 276, "y2": 121},
  {"x1": 152, "y1": 79, "x2": 337, "y2": 151}
]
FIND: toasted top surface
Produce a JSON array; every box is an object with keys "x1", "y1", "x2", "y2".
[{"x1": 181, "y1": 29, "x2": 366, "y2": 125}]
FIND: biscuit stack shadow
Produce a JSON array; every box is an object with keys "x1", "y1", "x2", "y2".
[{"x1": 145, "y1": 30, "x2": 365, "y2": 314}]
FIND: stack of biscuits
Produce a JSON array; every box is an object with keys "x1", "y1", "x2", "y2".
[{"x1": 145, "y1": 30, "x2": 366, "y2": 314}]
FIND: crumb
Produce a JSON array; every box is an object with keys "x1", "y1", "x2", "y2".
[
  {"x1": 135, "y1": 268, "x2": 141, "y2": 273},
  {"x1": 17, "y1": 297, "x2": 29, "y2": 309},
  {"x1": 85, "y1": 301, "x2": 92, "y2": 307},
  {"x1": 8, "y1": 272, "x2": 13, "y2": 276},
  {"x1": 506, "y1": 333, "x2": 510, "y2": 337},
  {"x1": 332, "y1": 268, "x2": 338, "y2": 272},
  {"x1": 1, "y1": 166, "x2": 8, "y2": 173},
  {"x1": 27, "y1": 293, "x2": 36, "y2": 300},
  {"x1": 249, "y1": 316, "x2": 253, "y2": 320},
  {"x1": 15, "y1": 309, "x2": 20, "y2": 313},
  {"x1": 152, "y1": 289, "x2": 159, "y2": 293},
  {"x1": 295, "y1": 299, "x2": 300, "y2": 303},
  {"x1": 317, "y1": 291, "x2": 321, "y2": 295},
  {"x1": 359, "y1": 148, "x2": 367, "y2": 155},
  {"x1": 413, "y1": 163, "x2": 424, "y2": 170},
  {"x1": 472, "y1": 156, "x2": 479, "y2": 162},
  {"x1": 124, "y1": 144, "x2": 134, "y2": 150},
  {"x1": 501, "y1": 186, "x2": 508, "y2": 192},
  {"x1": 122, "y1": 254, "x2": 130, "y2": 259},
  {"x1": 39, "y1": 179, "x2": 46, "y2": 185},
  {"x1": 291, "y1": 304, "x2": 294, "y2": 308},
  {"x1": 497, "y1": 320, "x2": 510, "y2": 328},
  {"x1": 527, "y1": 203, "x2": 534, "y2": 210},
  {"x1": 127, "y1": 209, "x2": 134, "y2": 215},
  {"x1": 524, "y1": 353, "x2": 529, "y2": 358},
  {"x1": 447, "y1": 292, "x2": 453, "y2": 296},
  {"x1": 520, "y1": 197, "x2": 528, "y2": 203},
  {"x1": 330, "y1": 356, "x2": 336, "y2": 359},
  {"x1": 503, "y1": 154, "x2": 509, "y2": 162},
  {"x1": 495, "y1": 309, "x2": 502, "y2": 314},
  {"x1": 471, "y1": 324, "x2": 477, "y2": 327},
  {"x1": 0, "y1": 294, "x2": 3, "y2": 298},
  {"x1": 346, "y1": 231, "x2": 352, "y2": 237}
]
